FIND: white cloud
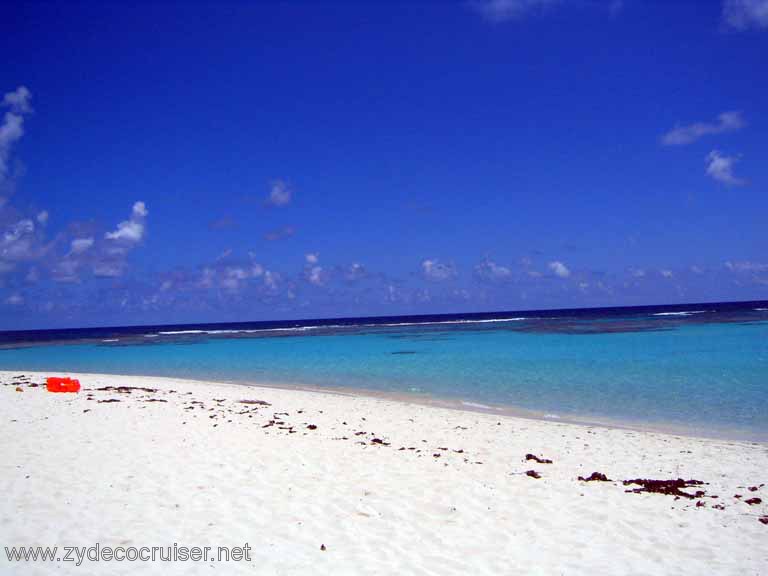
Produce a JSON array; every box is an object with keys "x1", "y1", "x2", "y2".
[
  {"x1": 723, "y1": 0, "x2": 768, "y2": 29},
  {"x1": 93, "y1": 260, "x2": 125, "y2": 278},
  {"x1": 263, "y1": 270, "x2": 280, "y2": 292},
  {"x1": 452, "y1": 288, "x2": 471, "y2": 301},
  {"x1": 725, "y1": 260, "x2": 768, "y2": 272},
  {"x1": 266, "y1": 179, "x2": 292, "y2": 206},
  {"x1": 385, "y1": 283, "x2": 402, "y2": 303},
  {"x1": 1, "y1": 218, "x2": 38, "y2": 261},
  {"x1": 197, "y1": 259, "x2": 266, "y2": 293},
  {"x1": 660, "y1": 269, "x2": 674, "y2": 278},
  {"x1": 472, "y1": 0, "x2": 559, "y2": 22},
  {"x1": 89, "y1": 201, "x2": 149, "y2": 279},
  {"x1": 36, "y1": 210, "x2": 48, "y2": 225},
  {"x1": 661, "y1": 111, "x2": 745, "y2": 146},
  {"x1": 132, "y1": 201, "x2": 148, "y2": 218},
  {"x1": 300, "y1": 253, "x2": 326, "y2": 286},
  {"x1": 421, "y1": 258, "x2": 457, "y2": 281},
  {"x1": 106, "y1": 220, "x2": 144, "y2": 243},
  {"x1": 198, "y1": 267, "x2": 216, "y2": 289},
  {"x1": 4, "y1": 293, "x2": 23, "y2": 306},
  {"x1": 474, "y1": 258, "x2": 512, "y2": 282},
  {"x1": 345, "y1": 262, "x2": 366, "y2": 281},
  {"x1": 105, "y1": 201, "x2": 148, "y2": 243},
  {"x1": 70, "y1": 237, "x2": 94, "y2": 254},
  {"x1": 705, "y1": 150, "x2": 745, "y2": 186},
  {"x1": 306, "y1": 265, "x2": 325, "y2": 286},
  {"x1": 0, "y1": 86, "x2": 33, "y2": 184},
  {"x1": 3, "y1": 87, "x2": 32, "y2": 114},
  {"x1": 221, "y1": 267, "x2": 248, "y2": 291},
  {"x1": 3, "y1": 218, "x2": 33, "y2": 243},
  {"x1": 51, "y1": 259, "x2": 82, "y2": 283},
  {"x1": 548, "y1": 260, "x2": 570, "y2": 278}
]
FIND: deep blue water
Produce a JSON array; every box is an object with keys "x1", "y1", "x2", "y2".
[{"x1": 1, "y1": 301, "x2": 767, "y2": 440}]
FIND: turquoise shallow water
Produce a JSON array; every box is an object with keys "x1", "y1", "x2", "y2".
[{"x1": 1, "y1": 308, "x2": 767, "y2": 440}]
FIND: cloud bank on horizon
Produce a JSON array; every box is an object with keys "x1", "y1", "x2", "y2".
[{"x1": 0, "y1": 0, "x2": 766, "y2": 328}]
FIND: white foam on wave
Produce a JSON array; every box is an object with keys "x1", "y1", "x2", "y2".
[
  {"x1": 153, "y1": 318, "x2": 528, "y2": 337},
  {"x1": 154, "y1": 327, "x2": 321, "y2": 337},
  {"x1": 376, "y1": 318, "x2": 528, "y2": 328},
  {"x1": 206, "y1": 326, "x2": 329, "y2": 335},
  {"x1": 157, "y1": 330, "x2": 207, "y2": 335},
  {"x1": 755, "y1": 308, "x2": 768, "y2": 312},
  {"x1": 155, "y1": 325, "x2": 338, "y2": 337},
  {"x1": 652, "y1": 310, "x2": 707, "y2": 317},
  {"x1": 460, "y1": 401, "x2": 497, "y2": 410},
  {"x1": 101, "y1": 339, "x2": 119, "y2": 343}
]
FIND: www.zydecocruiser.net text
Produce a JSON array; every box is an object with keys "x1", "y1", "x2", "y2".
[{"x1": 4, "y1": 543, "x2": 252, "y2": 566}]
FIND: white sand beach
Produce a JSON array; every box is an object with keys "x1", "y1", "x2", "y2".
[{"x1": 1, "y1": 370, "x2": 766, "y2": 575}]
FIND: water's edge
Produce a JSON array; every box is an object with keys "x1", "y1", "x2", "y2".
[{"x1": 4, "y1": 369, "x2": 764, "y2": 445}]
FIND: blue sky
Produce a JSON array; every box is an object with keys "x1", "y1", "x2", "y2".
[{"x1": 1, "y1": 0, "x2": 766, "y2": 329}]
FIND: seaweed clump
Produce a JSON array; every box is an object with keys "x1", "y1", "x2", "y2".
[
  {"x1": 95, "y1": 385, "x2": 158, "y2": 394},
  {"x1": 623, "y1": 478, "x2": 706, "y2": 499},
  {"x1": 525, "y1": 454, "x2": 553, "y2": 464},
  {"x1": 578, "y1": 472, "x2": 612, "y2": 482}
]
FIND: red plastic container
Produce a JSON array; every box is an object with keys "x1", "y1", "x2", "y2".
[{"x1": 46, "y1": 377, "x2": 80, "y2": 393}]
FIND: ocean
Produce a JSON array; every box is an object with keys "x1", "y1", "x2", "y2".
[{"x1": 1, "y1": 300, "x2": 767, "y2": 440}]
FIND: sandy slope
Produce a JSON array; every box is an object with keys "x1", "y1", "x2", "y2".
[{"x1": 1, "y1": 370, "x2": 766, "y2": 575}]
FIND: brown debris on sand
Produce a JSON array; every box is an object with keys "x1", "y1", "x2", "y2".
[
  {"x1": 525, "y1": 454, "x2": 553, "y2": 464},
  {"x1": 744, "y1": 498, "x2": 762, "y2": 506},
  {"x1": 578, "y1": 472, "x2": 612, "y2": 482},
  {"x1": 95, "y1": 386, "x2": 158, "y2": 394},
  {"x1": 525, "y1": 470, "x2": 541, "y2": 479},
  {"x1": 238, "y1": 399, "x2": 271, "y2": 406},
  {"x1": 622, "y1": 478, "x2": 706, "y2": 499}
]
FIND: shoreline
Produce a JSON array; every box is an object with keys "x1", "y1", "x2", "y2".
[
  {"x1": 1, "y1": 369, "x2": 764, "y2": 444},
  {"x1": 1, "y1": 369, "x2": 766, "y2": 574}
]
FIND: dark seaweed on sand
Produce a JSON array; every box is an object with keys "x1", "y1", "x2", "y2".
[{"x1": 623, "y1": 478, "x2": 706, "y2": 499}]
